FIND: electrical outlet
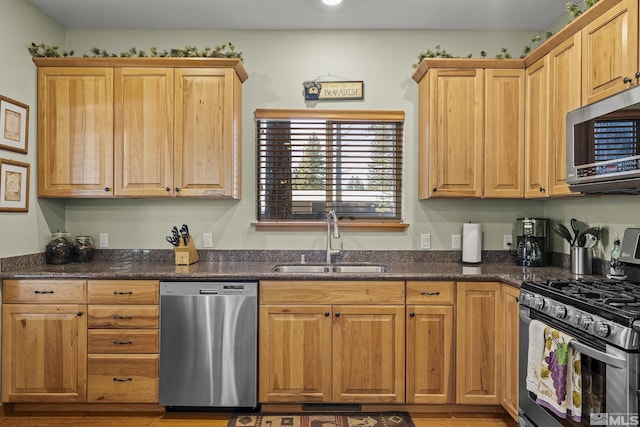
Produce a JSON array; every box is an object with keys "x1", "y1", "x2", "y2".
[
  {"x1": 203, "y1": 232, "x2": 214, "y2": 248},
  {"x1": 452, "y1": 234, "x2": 461, "y2": 249},
  {"x1": 503, "y1": 234, "x2": 513, "y2": 250},
  {"x1": 99, "y1": 233, "x2": 109, "y2": 248},
  {"x1": 420, "y1": 233, "x2": 431, "y2": 249}
]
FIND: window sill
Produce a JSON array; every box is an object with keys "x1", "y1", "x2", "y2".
[{"x1": 252, "y1": 220, "x2": 410, "y2": 232}]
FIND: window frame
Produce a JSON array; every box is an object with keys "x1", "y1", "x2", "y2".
[{"x1": 253, "y1": 109, "x2": 408, "y2": 232}]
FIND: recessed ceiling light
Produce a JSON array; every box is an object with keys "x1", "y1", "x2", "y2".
[{"x1": 322, "y1": 0, "x2": 342, "y2": 5}]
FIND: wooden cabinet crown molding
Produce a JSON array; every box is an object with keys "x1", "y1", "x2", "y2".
[{"x1": 32, "y1": 57, "x2": 248, "y2": 82}]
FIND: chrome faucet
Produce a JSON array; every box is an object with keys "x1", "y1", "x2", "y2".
[{"x1": 326, "y1": 209, "x2": 343, "y2": 264}]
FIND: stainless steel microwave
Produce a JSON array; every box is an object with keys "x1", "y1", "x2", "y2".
[{"x1": 566, "y1": 85, "x2": 640, "y2": 193}]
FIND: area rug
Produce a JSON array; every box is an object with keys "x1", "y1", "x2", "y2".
[{"x1": 228, "y1": 412, "x2": 415, "y2": 427}]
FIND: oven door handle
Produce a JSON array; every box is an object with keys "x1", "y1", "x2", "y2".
[{"x1": 570, "y1": 340, "x2": 627, "y2": 369}]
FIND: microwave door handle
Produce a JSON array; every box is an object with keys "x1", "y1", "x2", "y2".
[{"x1": 570, "y1": 340, "x2": 627, "y2": 369}]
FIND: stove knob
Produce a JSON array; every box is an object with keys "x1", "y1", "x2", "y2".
[
  {"x1": 533, "y1": 297, "x2": 545, "y2": 310},
  {"x1": 553, "y1": 305, "x2": 568, "y2": 319},
  {"x1": 595, "y1": 321, "x2": 611, "y2": 338},
  {"x1": 520, "y1": 293, "x2": 532, "y2": 306},
  {"x1": 580, "y1": 316, "x2": 594, "y2": 331}
]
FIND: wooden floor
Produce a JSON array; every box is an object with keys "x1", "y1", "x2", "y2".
[{"x1": 0, "y1": 411, "x2": 518, "y2": 427}]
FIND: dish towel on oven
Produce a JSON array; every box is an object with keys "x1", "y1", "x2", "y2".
[
  {"x1": 535, "y1": 326, "x2": 582, "y2": 422},
  {"x1": 526, "y1": 320, "x2": 547, "y2": 393}
]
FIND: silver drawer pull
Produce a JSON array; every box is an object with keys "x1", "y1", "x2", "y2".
[
  {"x1": 112, "y1": 340, "x2": 133, "y2": 345},
  {"x1": 112, "y1": 377, "x2": 133, "y2": 382},
  {"x1": 111, "y1": 315, "x2": 133, "y2": 320},
  {"x1": 421, "y1": 291, "x2": 440, "y2": 296},
  {"x1": 113, "y1": 291, "x2": 133, "y2": 295},
  {"x1": 34, "y1": 290, "x2": 54, "y2": 294}
]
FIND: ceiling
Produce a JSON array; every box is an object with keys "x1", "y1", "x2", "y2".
[{"x1": 29, "y1": 0, "x2": 569, "y2": 31}]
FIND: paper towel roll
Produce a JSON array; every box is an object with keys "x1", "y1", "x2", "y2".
[{"x1": 462, "y1": 223, "x2": 482, "y2": 264}]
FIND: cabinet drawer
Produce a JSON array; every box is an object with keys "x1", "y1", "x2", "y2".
[
  {"x1": 88, "y1": 305, "x2": 158, "y2": 329},
  {"x1": 260, "y1": 281, "x2": 405, "y2": 304},
  {"x1": 3, "y1": 280, "x2": 86, "y2": 303},
  {"x1": 406, "y1": 281, "x2": 454, "y2": 305},
  {"x1": 88, "y1": 280, "x2": 159, "y2": 304},
  {"x1": 88, "y1": 329, "x2": 159, "y2": 354},
  {"x1": 87, "y1": 354, "x2": 158, "y2": 403}
]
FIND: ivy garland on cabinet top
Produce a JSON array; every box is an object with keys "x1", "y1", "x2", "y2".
[
  {"x1": 412, "y1": 0, "x2": 600, "y2": 68},
  {"x1": 27, "y1": 42, "x2": 243, "y2": 60}
]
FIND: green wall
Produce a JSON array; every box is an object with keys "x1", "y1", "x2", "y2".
[{"x1": 3, "y1": 5, "x2": 637, "y2": 260}]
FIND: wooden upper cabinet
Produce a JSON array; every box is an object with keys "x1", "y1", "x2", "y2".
[
  {"x1": 524, "y1": 56, "x2": 550, "y2": 198},
  {"x1": 484, "y1": 69, "x2": 525, "y2": 198},
  {"x1": 549, "y1": 34, "x2": 582, "y2": 197},
  {"x1": 34, "y1": 58, "x2": 247, "y2": 199},
  {"x1": 114, "y1": 68, "x2": 174, "y2": 197},
  {"x1": 581, "y1": 0, "x2": 638, "y2": 105},
  {"x1": 174, "y1": 68, "x2": 241, "y2": 198},
  {"x1": 425, "y1": 67, "x2": 484, "y2": 198},
  {"x1": 37, "y1": 67, "x2": 114, "y2": 197}
]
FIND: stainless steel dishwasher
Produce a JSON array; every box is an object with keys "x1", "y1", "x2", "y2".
[{"x1": 159, "y1": 281, "x2": 258, "y2": 409}]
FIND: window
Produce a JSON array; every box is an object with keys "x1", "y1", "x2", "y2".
[{"x1": 255, "y1": 109, "x2": 405, "y2": 230}]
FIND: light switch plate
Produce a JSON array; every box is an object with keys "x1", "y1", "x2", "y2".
[
  {"x1": 451, "y1": 234, "x2": 461, "y2": 249},
  {"x1": 420, "y1": 234, "x2": 431, "y2": 249},
  {"x1": 99, "y1": 233, "x2": 109, "y2": 248},
  {"x1": 203, "y1": 232, "x2": 214, "y2": 248}
]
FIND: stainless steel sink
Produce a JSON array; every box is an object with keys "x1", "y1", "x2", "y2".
[
  {"x1": 272, "y1": 264, "x2": 390, "y2": 273},
  {"x1": 333, "y1": 265, "x2": 390, "y2": 273},
  {"x1": 271, "y1": 264, "x2": 332, "y2": 273}
]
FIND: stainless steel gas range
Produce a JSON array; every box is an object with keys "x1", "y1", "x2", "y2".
[{"x1": 519, "y1": 229, "x2": 640, "y2": 427}]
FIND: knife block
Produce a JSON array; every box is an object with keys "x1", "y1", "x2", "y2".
[{"x1": 174, "y1": 238, "x2": 199, "y2": 265}]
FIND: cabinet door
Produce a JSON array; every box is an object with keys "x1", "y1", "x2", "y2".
[
  {"x1": 524, "y1": 56, "x2": 550, "y2": 198},
  {"x1": 332, "y1": 305, "x2": 405, "y2": 403},
  {"x1": 406, "y1": 305, "x2": 454, "y2": 404},
  {"x1": 582, "y1": 0, "x2": 638, "y2": 105},
  {"x1": 549, "y1": 34, "x2": 582, "y2": 197},
  {"x1": 456, "y1": 282, "x2": 502, "y2": 405},
  {"x1": 484, "y1": 69, "x2": 525, "y2": 198},
  {"x1": 2, "y1": 304, "x2": 87, "y2": 402},
  {"x1": 427, "y1": 68, "x2": 484, "y2": 198},
  {"x1": 501, "y1": 285, "x2": 520, "y2": 421},
  {"x1": 37, "y1": 67, "x2": 113, "y2": 197},
  {"x1": 175, "y1": 68, "x2": 240, "y2": 198},
  {"x1": 114, "y1": 68, "x2": 174, "y2": 197},
  {"x1": 259, "y1": 305, "x2": 332, "y2": 402}
]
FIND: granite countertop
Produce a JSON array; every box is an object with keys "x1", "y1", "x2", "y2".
[{"x1": 0, "y1": 251, "x2": 589, "y2": 288}]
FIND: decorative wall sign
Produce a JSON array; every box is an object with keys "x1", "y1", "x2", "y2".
[
  {"x1": 0, "y1": 158, "x2": 29, "y2": 212},
  {"x1": 303, "y1": 80, "x2": 364, "y2": 101},
  {"x1": 0, "y1": 95, "x2": 29, "y2": 154}
]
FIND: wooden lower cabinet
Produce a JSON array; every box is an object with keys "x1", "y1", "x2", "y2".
[
  {"x1": 87, "y1": 354, "x2": 159, "y2": 402},
  {"x1": 406, "y1": 281, "x2": 455, "y2": 404},
  {"x1": 87, "y1": 280, "x2": 160, "y2": 403},
  {"x1": 501, "y1": 285, "x2": 520, "y2": 420},
  {"x1": 2, "y1": 303, "x2": 88, "y2": 403},
  {"x1": 259, "y1": 281, "x2": 405, "y2": 404},
  {"x1": 456, "y1": 282, "x2": 502, "y2": 405}
]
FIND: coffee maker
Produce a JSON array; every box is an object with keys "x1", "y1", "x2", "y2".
[{"x1": 515, "y1": 218, "x2": 550, "y2": 267}]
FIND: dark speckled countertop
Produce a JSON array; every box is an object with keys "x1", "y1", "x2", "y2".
[{"x1": 0, "y1": 249, "x2": 595, "y2": 288}]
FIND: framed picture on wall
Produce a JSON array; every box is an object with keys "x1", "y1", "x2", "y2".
[
  {"x1": 0, "y1": 95, "x2": 29, "y2": 154},
  {"x1": 0, "y1": 158, "x2": 29, "y2": 212}
]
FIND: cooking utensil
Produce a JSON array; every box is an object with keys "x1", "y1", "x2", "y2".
[
  {"x1": 577, "y1": 225, "x2": 600, "y2": 247},
  {"x1": 166, "y1": 226, "x2": 181, "y2": 246},
  {"x1": 570, "y1": 218, "x2": 588, "y2": 246},
  {"x1": 553, "y1": 223, "x2": 573, "y2": 245},
  {"x1": 583, "y1": 233, "x2": 598, "y2": 249}
]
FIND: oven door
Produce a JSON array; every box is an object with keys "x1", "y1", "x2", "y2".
[{"x1": 519, "y1": 306, "x2": 639, "y2": 427}]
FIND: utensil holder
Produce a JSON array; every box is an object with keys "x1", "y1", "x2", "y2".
[
  {"x1": 570, "y1": 246, "x2": 592, "y2": 275},
  {"x1": 174, "y1": 238, "x2": 199, "y2": 265}
]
